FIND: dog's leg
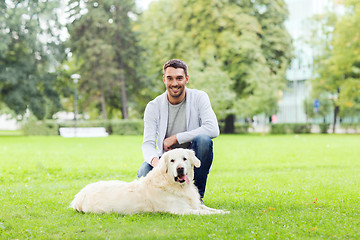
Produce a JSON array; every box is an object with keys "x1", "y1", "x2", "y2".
[
  {"x1": 200, "y1": 205, "x2": 230, "y2": 214},
  {"x1": 169, "y1": 208, "x2": 228, "y2": 215}
]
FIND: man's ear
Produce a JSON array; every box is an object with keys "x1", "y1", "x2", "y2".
[
  {"x1": 158, "y1": 153, "x2": 168, "y2": 173},
  {"x1": 188, "y1": 150, "x2": 201, "y2": 168}
]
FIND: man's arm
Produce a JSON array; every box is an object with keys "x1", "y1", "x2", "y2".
[
  {"x1": 163, "y1": 135, "x2": 177, "y2": 151},
  {"x1": 150, "y1": 157, "x2": 160, "y2": 167},
  {"x1": 176, "y1": 91, "x2": 219, "y2": 144},
  {"x1": 142, "y1": 101, "x2": 160, "y2": 165}
]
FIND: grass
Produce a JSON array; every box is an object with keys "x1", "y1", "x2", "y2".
[
  {"x1": 0, "y1": 134, "x2": 359, "y2": 239},
  {"x1": 0, "y1": 130, "x2": 22, "y2": 136}
]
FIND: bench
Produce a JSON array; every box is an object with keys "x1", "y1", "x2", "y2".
[{"x1": 59, "y1": 127, "x2": 109, "y2": 138}]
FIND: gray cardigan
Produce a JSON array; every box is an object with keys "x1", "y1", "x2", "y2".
[{"x1": 142, "y1": 88, "x2": 220, "y2": 164}]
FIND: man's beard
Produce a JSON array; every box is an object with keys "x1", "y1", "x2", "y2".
[{"x1": 168, "y1": 86, "x2": 184, "y2": 98}]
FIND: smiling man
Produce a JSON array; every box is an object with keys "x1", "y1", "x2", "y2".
[{"x1": 138, "y1": 59, "x2": 220, "y2": 200}]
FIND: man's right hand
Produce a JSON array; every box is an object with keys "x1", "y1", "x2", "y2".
[{"x1": 151, "y1": 157, "x2": 159, "y2": 167}]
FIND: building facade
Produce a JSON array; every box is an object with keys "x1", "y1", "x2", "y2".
[{"x1": 276, "y1": 0, "x2": 339, "y2": 123}]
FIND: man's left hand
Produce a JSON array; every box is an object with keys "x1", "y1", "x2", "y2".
[{"x1": 163, "y1": 135, "x2": 177, "y2": 151}]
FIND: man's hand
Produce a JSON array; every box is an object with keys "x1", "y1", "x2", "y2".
[
  {"x1": 163, "y1": 135, "x2": 178, "y2": 151},
  {"x1": 151, "y1": 157, "x2": 159, "y2": 167}
]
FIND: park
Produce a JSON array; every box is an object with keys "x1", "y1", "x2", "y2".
[{"x1": 1, "y1": 0, "x2": 360, "y2": 239}]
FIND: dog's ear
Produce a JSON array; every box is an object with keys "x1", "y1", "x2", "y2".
[
  {"x1": 187, "y1": 149, "x2": 201, "y2": 168},
  {"x1": 158, "y1": 152, "x2": 168, "y2": 173}
]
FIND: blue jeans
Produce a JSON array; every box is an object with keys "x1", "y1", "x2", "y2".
[{"x1": 137, "y1": 134, "x2": 213, "y2": 199}]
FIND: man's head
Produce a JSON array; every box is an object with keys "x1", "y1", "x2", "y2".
[
  {"x1": 163, "y1": 59, "x2": 189, "y2": 104},
  {"x1": 163, "y1": 59, "x2": 188, "y2": 76}
]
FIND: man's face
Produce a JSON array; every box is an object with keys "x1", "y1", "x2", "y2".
[{"x1": 163, "y1": 67, "x2": 189, "y2": 102}]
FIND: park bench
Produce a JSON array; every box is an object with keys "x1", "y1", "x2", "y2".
[{"x1": 59, "y1": 127, "x2": 108, "y2": 138}]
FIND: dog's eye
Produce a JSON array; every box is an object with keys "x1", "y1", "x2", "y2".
[
  {"x1": 170, "y1": 159, "x2": 175, "y2": 163},
  {"x1": 183, "y1": 157, "x2": 187, "y2": 161}
]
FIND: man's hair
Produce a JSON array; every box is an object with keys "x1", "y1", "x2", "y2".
[{"x1": 163, "y1": 59, "x2": 188, "y2": 76}]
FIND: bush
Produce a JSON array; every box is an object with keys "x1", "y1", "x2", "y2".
[
  {"x1": 270, "y1": 123, "x2": 312, "y2": 134},
  {"x1": 21, "y1": 119, "x2": 144, "y2": 136},
  {"x1": 234, "y1": 123, "x2": 250, "y2": 134},
  {"x1": 218, "y1": 122, "x2": 250, "y2": 134},
  {"x1": 111, "y1": 119, "x2": 144, "y2": 135},
  {"x1": 22, "y1": 120, "x2": 59, "y2": 136},
  {"x1": 340, "y1": 122, "x2": 360, "y2": 133},
  {"x1": 292, "y1": 124, "x2": 312, "y2": 134},
  {"x1": 319, "y1": 123, "x2": 330, "y2": 134},
  {"x1": 270, "y1": 124, "x2": 288, "y2": 134}
]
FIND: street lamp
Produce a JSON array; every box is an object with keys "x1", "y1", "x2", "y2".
[{"x1": 71, "y1": 74, "x2": 81, "y2": 137}]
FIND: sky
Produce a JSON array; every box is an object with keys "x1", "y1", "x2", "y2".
[{"x1": 136, "y1": 0, "x2": 153, "y2": 10}]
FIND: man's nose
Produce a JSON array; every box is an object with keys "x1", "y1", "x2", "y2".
[{"x1": 171, "y1": 80, "x2": 179, "y2": 86}]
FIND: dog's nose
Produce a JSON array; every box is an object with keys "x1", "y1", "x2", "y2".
[{"x1": 176, "y1": 166, "x2": 184, "y2": 176}]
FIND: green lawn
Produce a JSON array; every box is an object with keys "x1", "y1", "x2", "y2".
[{"x1": 0, "y1": 134, "x2": 359, "y2": 239}]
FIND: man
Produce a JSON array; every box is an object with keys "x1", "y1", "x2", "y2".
[{"x1": 138, "y1": 59, "x2": 219, "y2": 200}]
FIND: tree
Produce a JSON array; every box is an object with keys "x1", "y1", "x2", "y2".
[
  {"x1": 309, "y1": 0, "x2": 360, "y2": 132},
  {"x1": 67, "y1": 0, "x2": 140, "y2": 119},
  {"x1": 330, "y1": 0, "x2": 360, "y2": 120},
  {"x1": 138, "y1": 0, "x2": 291, "y2": 132},
  {"x1": 304, "y1": 95, "x2": 332, "y2": 123},
  {"x1": 0, "y1": 0, "x2": 66, "y2": 119}
]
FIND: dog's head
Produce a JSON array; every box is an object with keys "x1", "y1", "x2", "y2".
[{"x1": 159, "y1": 149, "x2": 201, "y2": 185}]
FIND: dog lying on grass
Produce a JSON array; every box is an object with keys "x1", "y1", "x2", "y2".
[{"x1": 70, "y1": 148, "x2": 229, "y2": 215}]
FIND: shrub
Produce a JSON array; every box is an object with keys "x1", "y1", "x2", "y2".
[
  {"x1": 270, "y1": 124, "x2": 288, "y2": 134},
  {"x1": 218, "y1": 122, "x2": 225, "y2": 133},
  {"x1": 218, "y1": 122, "x2": 250, "y2": 134},
  {"x1": 292, "y1": 124, "x2": 312, "y2": 134},
  {"x1": 22, "y1": 120, "x2": 59, "y2": 136},
  {"x1": 234, "y1": 123, "x2": 250, "y2": 134},
  {"x1": 21, "y1": 119, "x2": 144, "y2": 136},
  {"x1": 270, "y1": 123, "x2": 312, "y2": 134},
  {"x1": 340, "y1": 122, "x2": 360, "y2": 133},
  {"x1": 319, "y1": 123, "x2": 330, "y2": 134},
  {"x1": 111, "y1": 119, "x2": 144, "y2": 135}
]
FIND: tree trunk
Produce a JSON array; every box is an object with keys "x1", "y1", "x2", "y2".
[
  {"x1": 332, "y1": 105, "x2": 339, "y2": 133},
  {"x1": 100, "y1": 88, "x2": 108, "y2": 120},
  {"x1": 263, "y1": 113, "x2": 268, "y2": 135},
  {"x1": 332, "y1": 88, "x2": 340, "y2": 133},
  {"x1": 119, "y1": 64, "x2": 128, "y2": 119},
  {"x1": 224, "y1": 114, "x2": 235, "y2": 133}
]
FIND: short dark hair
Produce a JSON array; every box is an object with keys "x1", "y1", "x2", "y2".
[{"x1": 163, "y1": 59, "x2": 188, "y2": 76}]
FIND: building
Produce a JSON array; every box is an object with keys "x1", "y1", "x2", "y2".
[{"x1": 276, "y1": 0, "x2": 342, "y2": 123}]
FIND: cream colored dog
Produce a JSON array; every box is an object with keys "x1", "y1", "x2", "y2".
[{"x1": 70, "y1": 148, "x2": 229, "y2": 215}]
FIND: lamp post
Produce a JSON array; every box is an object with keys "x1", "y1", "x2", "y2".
[{"x1": 71, "y1": 74, "x2": 80, "y2": 137}]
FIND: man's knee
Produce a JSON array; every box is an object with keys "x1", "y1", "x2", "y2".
[
  {"x1": 193, "y1": 135, "x2": 213, "y2": 149},
  {"x1": 137, "y1": 162, "x2": 153, "y2": 178}
]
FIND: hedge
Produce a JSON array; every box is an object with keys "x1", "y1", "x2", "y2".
[
  {"x1": 340, "y1": 122, "x2": 360, "y2": 133},
  {"x1": 21, "y1": 119, "x2": 144, "y2": 136},
  {"x1": 22, "y1": 120, "x2": 59, "y2": 136},
  {"x1": 23, "y1": 119, "x2": 252, "y2": 136},
  {"x1": 218, "y1": 122, "x2": 250, "y2": 134},
  {"x1": 270, "y1": 123, "x2": 312, "y2": 134},
  {"x1": 319, "y1": 123, "x2": 330, "y2": 134}
]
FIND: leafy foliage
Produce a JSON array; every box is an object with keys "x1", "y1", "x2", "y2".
[
  {"x1": 67, "y1": 0, "x2": 141, "y2": 119},
  {"x1": 304, "y1": 95, "x2": 332, "y2": 121},
  {"x1": 0, "y1": 0, "x2": 66, "y2": 119},
  {"x1": 309, "y1": 1, "x2": 360, "y2": 121},
  {"x1": 138, "y1": 0, "x2": 292, "y2": 121}
]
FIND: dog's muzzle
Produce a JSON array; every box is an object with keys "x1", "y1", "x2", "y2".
[{"x1": 174, "y1": 166, "x2": 190, "y2": 184}]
